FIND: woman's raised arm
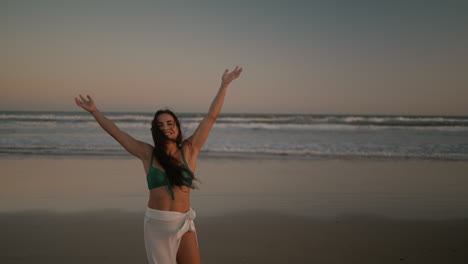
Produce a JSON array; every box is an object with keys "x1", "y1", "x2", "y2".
[
  {"x1": 74, "y1": 94, "x2": 152, "y2": 160},
  {"x1": 188, "y1": 66, "x2": 243, "y2": 151}
]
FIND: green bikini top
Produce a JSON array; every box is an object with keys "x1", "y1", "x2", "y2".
[{"x1": 146, "y1": 147, "x2": 193, "y2": 200}]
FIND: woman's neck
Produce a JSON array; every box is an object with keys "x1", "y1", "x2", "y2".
[{"x1": 165, "y1": 141, "x2": 179, "y2": 155}]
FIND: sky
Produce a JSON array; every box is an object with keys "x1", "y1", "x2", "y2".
[{"x1": 2, "y1": 0, "x2": 467, "y2": 115}]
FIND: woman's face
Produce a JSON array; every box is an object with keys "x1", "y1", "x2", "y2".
[{"x1": 156, "y1": 113, "x2": 178, "y2": 140}]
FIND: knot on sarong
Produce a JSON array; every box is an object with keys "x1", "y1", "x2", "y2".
[
  {"x1": 177, "y1": 208, "x2": 196, "y2": 240},
  {"x1": 186, "y1": 209, "x2": 196, "y2": 221}
]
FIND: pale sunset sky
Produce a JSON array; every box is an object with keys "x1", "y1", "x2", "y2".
[{"x1": 2, "y1": 0, "x2": 467, "y2": 115}]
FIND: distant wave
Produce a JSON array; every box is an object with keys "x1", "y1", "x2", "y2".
[
  {"x1": 335, "y1": 116, "x2": 468, "y2": 127},
  {"x1": 4, "y1": 120, "x2": 467, "y2": 132},
  {"x1": 2, "y1": 111, "x2": 467, "y2": 161},
  {"x1": 2, "y1": 145, "x2": 467, "y2": 161},
  {"x1": 0, "y1": 113, "x2": 151, "y2": 122},
  {"x1": 2, "y1": 112, "x2": 467, "y2": 127}
]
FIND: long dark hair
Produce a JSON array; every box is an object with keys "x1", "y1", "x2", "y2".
[{"x1": 150, "y1": 109, "x2": 197, "y2": 189}]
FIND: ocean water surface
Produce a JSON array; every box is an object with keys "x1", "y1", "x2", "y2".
[{"x1": 1, "y1": 111, "x2": 467, "y2": 160}]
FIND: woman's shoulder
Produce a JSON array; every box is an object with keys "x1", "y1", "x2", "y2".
[
  {"x1": 141, "y1": 143, "x2": 155, "y2": 161},
  {"x1": 181, "y1": 139, "x2": 192, "y2": 153},
  {"x1": 181, "y1": 139, "x2": 199, "y2": 163}
]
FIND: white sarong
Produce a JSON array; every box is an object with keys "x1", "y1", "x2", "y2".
[{"x1": 144, "y1": 207, "x2": 198, "y2": 264}]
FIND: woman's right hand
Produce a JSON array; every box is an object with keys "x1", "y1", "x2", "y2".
[{"x1": 74, "y1": 94, "x2": 98, "y2": 113}]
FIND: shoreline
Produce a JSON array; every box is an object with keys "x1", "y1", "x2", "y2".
[{"x1": 1, "y1": 151, "x2": 468, "y2": 162}]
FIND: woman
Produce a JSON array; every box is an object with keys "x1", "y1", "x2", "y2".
[{"x1": 74, "y1": 66, "x2": 243, "y2": 264}]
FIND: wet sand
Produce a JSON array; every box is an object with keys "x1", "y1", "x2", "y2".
[
  {"x1": 1, "y1": 209, "x2": 467, "y2": 264},
  {"x1": 1, "y1": 157, "x2": 468, "y2": 263}
]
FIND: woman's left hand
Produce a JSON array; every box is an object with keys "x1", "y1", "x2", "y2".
[{"x1": 222, "y1": 66, "x2": 243, "y2": 85}]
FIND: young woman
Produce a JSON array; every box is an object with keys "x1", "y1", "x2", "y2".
[{"x1": 74, "y1": 66, "x2": 242, "y2": 264}]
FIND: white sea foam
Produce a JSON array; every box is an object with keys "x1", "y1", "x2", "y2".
[
  {"x1": 106, "y1": 114, "x2": 152, "y2": 121},
  {"x1": 216, "y1": 116, "x2": 298, "y2": 122},
  {"x1": 339, "y1": 116, "x2": 468, "y2": 124},
  {"x1": 0, "y1": 114, "x2": 93, "y2": 121},
  {"x1": 394, "y1": 117, "x2": 468, "y2": 122},
  {"x1": 1, "y1": 111, "x2": 467, "y2": 160},
  {"x1": 4, "y1": 119, "x2": 468, "y2": 132}
]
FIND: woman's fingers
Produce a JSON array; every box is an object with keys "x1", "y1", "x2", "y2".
[
  {"x1": 232, "y1": 67, "x2": 242, "y2": 78},
  {"x1": 222, "y1": 66, "x2": 242, "y2": 84},
  {"x1": 79, "y1": 94, "x2": 86, "y2": 103},
  {"x1": 232, "y1": 66, "x2": 242, "y2": 75}
]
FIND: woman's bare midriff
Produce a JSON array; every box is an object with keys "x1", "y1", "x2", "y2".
[{"x1": 147, "y1": 185, "x2": 192, "y2": 213}]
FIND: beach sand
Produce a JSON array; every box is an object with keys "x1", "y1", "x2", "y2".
[
  {"x1": 1, "y1": 157, "x2": 468, "y2": 263},
  {"x1": 1, "y1": 209, "x2": 468, "y2": 263}
]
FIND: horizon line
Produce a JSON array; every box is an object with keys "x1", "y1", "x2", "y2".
[{"x1": 0, "y1": 109, "x2": 467, "y2": 117}]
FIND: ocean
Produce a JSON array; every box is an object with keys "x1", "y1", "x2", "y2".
[{"x1": 1, "y1": 111, "x2": 467, "y2": 160}]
